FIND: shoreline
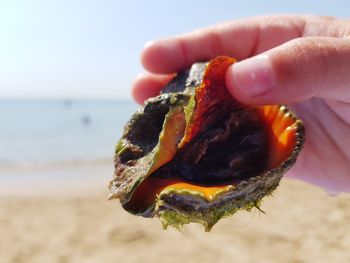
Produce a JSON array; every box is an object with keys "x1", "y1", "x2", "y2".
[{"x1": 0, "y1": 159, "x2": 113, "y2": 196}]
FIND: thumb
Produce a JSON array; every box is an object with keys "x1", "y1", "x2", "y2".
[{"x1": 226, "y1": 37, "x2": 350, "y2": 104}]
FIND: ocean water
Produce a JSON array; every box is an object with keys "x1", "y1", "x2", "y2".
[{"x1": 0, "y1": 99, "x2": 138, "y2": 166}]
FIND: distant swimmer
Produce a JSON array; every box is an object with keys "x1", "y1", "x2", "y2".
[
  {"x1": 63, "y1": 99, "x2": 72, "y2": 108},
  {"x1": 81, "y1": 114, "x2": 91, "y2": 126}
]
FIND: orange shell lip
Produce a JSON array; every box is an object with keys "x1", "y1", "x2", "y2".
[{"x1": 255, "y1": 105, "x2": 303, "y2": 169}]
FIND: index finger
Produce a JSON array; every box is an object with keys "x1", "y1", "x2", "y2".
[{"x1": 141, "y1": 15, "x2": 331, "y2": 74}]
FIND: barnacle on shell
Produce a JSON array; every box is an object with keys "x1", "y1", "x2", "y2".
[{"x1": 109, "y1": 56, "x2": 304, "y2": 231}]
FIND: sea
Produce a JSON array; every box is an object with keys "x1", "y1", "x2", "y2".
[
  {"x1": 0, "y1": 99, "x2": 139, "y2": 193},
  {"x1": 0, "y1": 99, "x2": 138, "y2": 166}
]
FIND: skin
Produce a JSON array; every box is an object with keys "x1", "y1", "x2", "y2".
[{"x1": 131, "y1": 15, "x2": 350, "y2": 194}]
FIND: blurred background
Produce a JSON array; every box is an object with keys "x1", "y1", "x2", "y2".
[{"x1": 1, "y1": 1, "x2": 350, "y2": 262}]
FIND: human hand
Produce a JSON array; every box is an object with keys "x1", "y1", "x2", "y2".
[{"x1": 131, "y1": 15, "x2": 350, "y2": 194}]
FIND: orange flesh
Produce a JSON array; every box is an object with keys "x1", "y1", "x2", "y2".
[
  {"x1": 161, "y1": 183, "x2": 233, "y2": 202},
  {"x1": 124, "y1": 57, "x2": 299, "y2": 213},
  {"x1": 124, "y1": 176, "x2": 234, "y2": 212}
]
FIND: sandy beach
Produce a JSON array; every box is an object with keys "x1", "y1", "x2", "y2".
[{"x1": 1, "y1": 162, "x2": 350, "y2": 263}]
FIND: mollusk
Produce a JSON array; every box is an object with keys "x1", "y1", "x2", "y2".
[{"x1": 109, "y1": 56, "x2": 304, "y2": 231}]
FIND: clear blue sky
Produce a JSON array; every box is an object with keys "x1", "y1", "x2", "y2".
[{"x1": 0, "y1": 0, "x2": 348, "y2": 99}]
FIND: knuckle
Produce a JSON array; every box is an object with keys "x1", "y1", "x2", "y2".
[
  {"x1": 272, "y1": 37, "x2": 341, "y2": 97},
  {"x1": 291, "y1": 38, "x2": 335, "y2": 88}
]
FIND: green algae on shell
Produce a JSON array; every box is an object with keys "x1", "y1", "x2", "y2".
[{"x1": 109, "y1": 56, "x2": 305, "y2": 231}]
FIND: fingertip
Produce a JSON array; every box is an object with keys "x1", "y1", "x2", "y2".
[
  {"x1": 225, "y1": 56, "x2": 277, "y2": 105},
  {"x1": 141, "y1": 39, "x2": 184, "y2": 74},
  {"x1": 131, "y1": 73, "x2": 173, "y2": 105},
  {"x1": 131, "y1": 74, "x2": 148, "y2": 105},
  {"x1": 225, "y1": 64, "x2": 255, "y2": 105}
]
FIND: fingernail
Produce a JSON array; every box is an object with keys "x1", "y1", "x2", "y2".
[{"x1": 230, "y1": 55, "x2": 274, "y2": 97}]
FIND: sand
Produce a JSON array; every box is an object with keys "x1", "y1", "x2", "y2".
[{"x1": 1, "y1": 163, "x2": 350, "y2": 263}]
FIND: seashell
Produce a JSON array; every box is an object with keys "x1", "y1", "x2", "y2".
[{"x1": 109, "y1": 56, "x2": 304, "y2": 231}]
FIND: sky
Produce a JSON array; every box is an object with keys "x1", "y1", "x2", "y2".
[{"x1": 0, "y1": 0, "x2": 349, "y2": 99}]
